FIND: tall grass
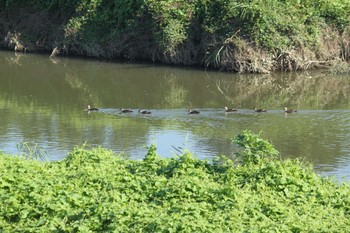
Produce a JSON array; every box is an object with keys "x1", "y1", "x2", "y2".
[{"x1": 16, "y1": 142, "x2": 49, "y2": 161}]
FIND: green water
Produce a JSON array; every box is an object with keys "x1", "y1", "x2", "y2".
[{"x1": 1, "y1": 50, "x2": 350, "y2": 180}]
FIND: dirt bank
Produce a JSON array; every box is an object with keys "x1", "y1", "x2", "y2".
[{"x1": 0, "y1": 7, "x2": 349, "y2": 73}]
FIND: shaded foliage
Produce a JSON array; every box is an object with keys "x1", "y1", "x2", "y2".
[{"x1": 0, "y1": 0, "x2": 349, "y2": 71}]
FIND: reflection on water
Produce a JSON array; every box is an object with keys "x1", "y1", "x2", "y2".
[{"x1": 1, "y1": 50, "x2": 350, "y2": 181}]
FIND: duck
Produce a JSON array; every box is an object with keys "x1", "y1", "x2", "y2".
[
  {"x1": 284, "y1": 107, "x2": 297, "y2": 113},
  {"x1": 139, "y1": 109, "x2": 151, "y2": 114},
  {"x1": 188, "y1": 109, "x2": 200, "y2": 114},
  {"x1": 254, "y1": 107, "x2": 267, "y2": 112},
  {"x1": 224, "y1": 106, "x2": 237, "y2": 112},
  {"x1": 120, "y1": 108, "x2": 133, "y2": 113},
  {"x1": 86, "y1": 105, "x2": 99, "y2": 111}
]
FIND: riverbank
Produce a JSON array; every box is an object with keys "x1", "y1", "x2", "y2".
[
  {"x1": 0, "y1": 0, "x2": 349, "y2": 73},
  {"x1": 1, "y1": 131, "x2": 350, "y2": 231}
]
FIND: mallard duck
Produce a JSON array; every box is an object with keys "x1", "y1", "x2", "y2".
[
  {"x1": 284, "y1": 107, "x2": 297, "y2": 113},
  {"x1": 224, "y1": 106, "x2": 237, "y2": 112},
  {"x1": 254, "y1": 107, "x2": 267, "y2": 112},
  {"x1": 139, "y1": 109, "x2": 151, "y2": 114},
  {"x1": 120, "y1": 108, "x2": 133, "y2": 113},
  {"x1": 188, "y1": 109, "x2": 200, "y2": 114},
  {"x1": 86, "y1": 105, "x2": 99, "y2": 111}
]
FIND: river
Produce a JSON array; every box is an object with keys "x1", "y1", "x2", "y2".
[{"x1": 1, "y1": 50, "x2": 350, "y2": 181}]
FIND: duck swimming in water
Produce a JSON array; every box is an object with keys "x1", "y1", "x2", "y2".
[
  {"x1": 284, "y1": 107, "x2": 297, "y2": 113},
  {"x1": 120, "y1": 108, "x2": 133, "y2": 113},
  {"x1": 188, "y1": 109, "x2": 200, "y2": 114},
  {"x1": 224, "y1": 107, "x2": 237, "y2": 112},
  {"x1": 254, "y1": 107, "x2": 267, "y2": 112},
  {"x1": 86, "y1": 105, "x2": 99, "y2": 111},
  {"x1": 139, "y1": 109, "x2": 151, "y2": 114}
]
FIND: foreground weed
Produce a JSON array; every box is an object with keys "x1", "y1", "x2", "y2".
[
  {"x1": 1, "y1": 131, "x2": 350, "y2": 231},
  {"x1": 16, "y1": 141, "x2": 49, "y2": 161}
]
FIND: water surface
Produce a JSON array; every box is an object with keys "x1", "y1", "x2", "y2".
[{"x1": 1, "y1": 50, "x2": 350, "y2": 181}]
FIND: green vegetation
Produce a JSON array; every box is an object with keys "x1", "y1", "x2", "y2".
[
  {"x1": 1, "y1": 131, "x2": 350, "y2": 231},
  {"x1": 0, "y1": 0, "x2": 349, "y2": 72}
]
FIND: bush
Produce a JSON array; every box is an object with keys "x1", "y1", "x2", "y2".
[
  {"x1": 1, "y1": 0, "x2": 349, "y2": 53},
  {"x1": 1, "y1": 131, "x2": 350, "y2": 231}
]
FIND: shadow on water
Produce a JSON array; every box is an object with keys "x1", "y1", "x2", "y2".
[{"x1": 1, "y1": 50, "x2": 350, "y2": 181}]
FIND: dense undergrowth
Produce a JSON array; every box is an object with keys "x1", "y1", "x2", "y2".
[
  {"x1": 0, "y1": 0, "x2": 349, "y2": 73},
  {"x1": 1, "y1": 131, "x2": 350, "y2": 231}
]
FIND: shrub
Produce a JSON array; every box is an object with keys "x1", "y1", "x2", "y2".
[{"x1": 1, "y1": 131, "x2": 350, "y2": 231}]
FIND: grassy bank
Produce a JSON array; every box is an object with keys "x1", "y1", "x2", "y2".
[
  {"x1": 0, "y1": 0, "x2": 349, "y2": 73},
  {"x1": 1, "y1": 131, "x2": 350, "y2": 231}
]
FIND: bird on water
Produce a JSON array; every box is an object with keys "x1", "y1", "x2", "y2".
[
  {"x1": 284, "y1": 107, "x2": 297, "y2": 113},
  {"x1": 86, "y1": 105, "x2": 99, "y2": 111},
  {"x1": 224, "y1": 107, "x2": 237, "y2": 112},
  {"x1": 139, "y1": 109, "x2": 151, "y2": 114},
  {"x1": 254, "y1": 107, "x2": 267, "y2": 112},
  {"x1": 120, "y1": 108, "x2": 133, "y2": 113},
  {"x1": 188, "y1": 109, "x2": 200, "y2": 114}
]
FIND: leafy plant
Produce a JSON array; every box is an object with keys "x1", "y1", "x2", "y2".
[
  {"x1": 1, "y1": 132, "x2": 350, "y2": 231},
  {"x1": 234, "y1": 130, "x2": 279, "y2": 164}
]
